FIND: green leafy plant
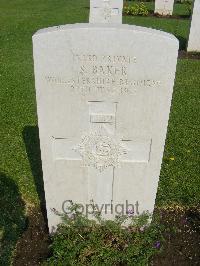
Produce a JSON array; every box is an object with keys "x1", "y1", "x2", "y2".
[
  {"x1": 43, "y1": 203, "x2": 164, "y2": 265},
  {"x1": 123, "y1": 3, "x2": 149, "y2": 16}
]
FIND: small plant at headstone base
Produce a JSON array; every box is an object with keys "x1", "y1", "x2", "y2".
[
  {"x1": 123, "y1": 3, "x2": 149, "y2": 16},
  {"x1": 43, "y1": 203, "x2": 164, "y2": 265}
]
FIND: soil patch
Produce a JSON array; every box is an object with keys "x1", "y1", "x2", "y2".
[
  {"x1": 178, "y1": 50, "x2": 200, "y2": 60},
  {"x1": 123, "y1": 12, "x2": 190, "y2": 20},
  {"x1": 153, "y1": 12, "x2": 190, "y2": 20},
  {"x1": 13, "y1": 207, "x2": 200, "y2": 265},
  {"x1": 152, "y1": 206, "x2": 200, "y2": 265},
  {"x1": 13, "y1": 207, "x2": 50, "y2": 266}
]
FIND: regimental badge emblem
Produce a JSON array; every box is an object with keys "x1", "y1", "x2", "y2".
[{"x1": 74, "y1": 127, "x2": 127, "y2": 172}]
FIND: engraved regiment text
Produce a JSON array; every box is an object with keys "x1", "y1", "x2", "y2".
[{"x1": 45, "y1": 54, "x2": 161, "y2": 96}]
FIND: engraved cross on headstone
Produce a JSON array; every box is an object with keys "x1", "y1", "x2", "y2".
[
  {"x1": 53, "y1": 101, "x2": 152, "y2": 216},
  {"x1": 89, "y1": 0, "x2": 123, "y2": 24}
]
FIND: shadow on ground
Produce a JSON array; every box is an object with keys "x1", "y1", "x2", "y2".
[
  {"x1": 13, "y1": 207, "x2": 50, "y2": 266},
  {"x1": 23, "y1": 126, "x2": 47, "y2": 219},
  {"x1": 177, "y1": 35, "x2": 188, "y2": 50},
  {"x1": 11, "y1": 126, "x2": 50, "y2": 265},
  {"x1": 0, "y1": 172, "x2": 26, "y2": 265}
]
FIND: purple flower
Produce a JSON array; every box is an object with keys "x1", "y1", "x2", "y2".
[
  {"x1": 127, "y1": 209, "x2": 134, "y2": 217},
  {"x1": 181, "y1": 218, "x2": 187, "y2": 224},
  {"x1": 155, "y1": 241, "x2": 161, "y2": 249}
]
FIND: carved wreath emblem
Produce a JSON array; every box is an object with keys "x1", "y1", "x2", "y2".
[{"x1": 74, "y1": 129, "x2": 126, "y2": 172}]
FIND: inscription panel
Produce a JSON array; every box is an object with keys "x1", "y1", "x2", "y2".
[
  {"x1": 90, "y1": 114, "x2": 114, "y2": 123},
  {"x1": 45, "y1": 53, "x2": 161, "y2": 97}
]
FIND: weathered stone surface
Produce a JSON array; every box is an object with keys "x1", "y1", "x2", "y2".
[
  {"x1": 187, "y1": 0, "x2": 200, "y2": 52},
  {"x1": 155, "y1": 0, "x2": 175, "y2": 15},
  {"x1": 33, "y1": 24, "x2": 178, "y2": 231},
  {"x1": 89, "y1": 0, "x2": 123, "y2": 23}
]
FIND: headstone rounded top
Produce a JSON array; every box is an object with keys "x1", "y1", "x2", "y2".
[{"x1": 33, "y1": 24, "x2": 179, "y2": 46}]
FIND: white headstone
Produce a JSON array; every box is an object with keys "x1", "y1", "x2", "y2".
[
  {"x1": 187, "y1": 0, "x2": 200, "y2": 52},
  {"x1": 155, "y1": 0, "x2": 175, "y2": 15},
  {"x1": 33, "y1": 22, "x2": 178, "y2": 231},
  {"x1": 89, "y1": 0, "x2": 123, "y2": 23}
]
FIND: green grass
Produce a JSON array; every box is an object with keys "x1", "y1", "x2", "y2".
[
  {"x1": 124, "y1": 15, "x2": 190, "y2": 50},
  {"x1": 173, "y1": 2, "x2": 191, "y2": 16},
  {"x1": 156, "y1": 59, "x2": 200, "y2": 206},
  {"x1": 0, "y1": 0, "x2": 199, "y2": 264}
]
